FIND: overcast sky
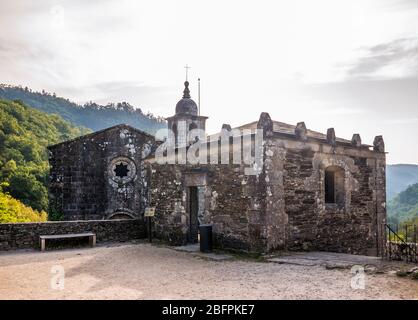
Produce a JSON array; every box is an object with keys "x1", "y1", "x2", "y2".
[{"x1": 1, "y1": 0, "x2": 418, "y2": 164}]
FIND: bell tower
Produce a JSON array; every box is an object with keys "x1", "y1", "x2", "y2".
[{"x1": 166, "y1": 80, "x2": 208, "y2": 147}]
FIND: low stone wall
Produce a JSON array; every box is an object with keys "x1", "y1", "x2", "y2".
[{"x1": 0, "y1": 219, "x2": 146, "y2": 251}]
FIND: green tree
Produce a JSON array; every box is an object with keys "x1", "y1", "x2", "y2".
[
  {"x1": 6, "y1": 172, "x2": 48, "y2": 211},
  {"x1": 0, "y1": 99, "x2": 89, "y2": 220},
  {"x1": 0, "y1": 184, "x2": 47, "y2": 223}
]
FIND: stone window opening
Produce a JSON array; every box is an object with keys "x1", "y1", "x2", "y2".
[
  {"x1": 324, "y1": 166, "x2": 345, "y2": 206},
  {"x1": 114, "y1": 162, "x2": 129, "y2": 178},
  {"x1": 108, "y1": 157, "x2": 136, "y2": 185},
  {"x1": 172, "y1": 123, "x2": 178, "y2": 146},
  {"x1": 188, "y1": 122, "x2": 199, "y2": 143}
]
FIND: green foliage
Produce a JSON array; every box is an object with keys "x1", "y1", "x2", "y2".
[
  {"x1": 0, "y1": 184, "x2": 47, "y2": 223},
  {"x1": 396, "y1": 183, "x2": 418, "y2": 206},
  {"x1": 7, "y1": 172, "x2": 48, "y2": 211},
  {"x1": 387, "y1": 182, "x2": 418, "y2": 226},
  {"x1": 0, "y1": 99, "x2": 89, "y2": 218},
  {"x1": 394, "y1": 216, "x2": 418, "y2": 242},
  {"x1": 395, "y1": 270, "x2": 408, "y2": 277},
  {"x1": 0, "y1": 84, "x2": 166, "y2": 135},
  {"x1": 48, "y1": 206, "x2": 64, "y2": 222}
]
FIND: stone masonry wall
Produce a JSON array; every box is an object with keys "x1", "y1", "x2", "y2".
[
  {"x1": 48, "y1": 124, "x2": 156, "y2": 220},
  {"x1": 0, "y1": 219, "x2": 145, "y2": 251},
  {"x1": 313, "y1": 154, "x2": 384, "y2": 255},
  {"x1": 283, "y1": 146, "x2": 318, "y2": 251},
  {"x1": 148, "y1": 145, "x2": 266, "y2": 251},
  {"x1": 149, "y1": 127, "x2": 386, "y2": 255},
  {"x1": 268, "y1": 135, "x2": 386, "y2": 255}
]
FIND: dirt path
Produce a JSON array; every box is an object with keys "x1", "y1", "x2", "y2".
[{"x1": 0, "y1": 243, "x2": 416, "y2": 300}]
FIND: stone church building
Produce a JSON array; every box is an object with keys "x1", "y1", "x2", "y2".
[{"x1": 48, "y1": 81, "x2": 387, "y2": 256}]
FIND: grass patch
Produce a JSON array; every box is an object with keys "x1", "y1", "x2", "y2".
[
  {"x1": 230, "y1": 251, "x2": 266, "y2": 262},
  {"x1": 396, "y1": 270, "x2": 408, "y2": 277}
]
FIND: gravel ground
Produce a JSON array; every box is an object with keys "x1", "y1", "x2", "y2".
[{"x1": 0, "y1": 243, "x2": 417, "y2": 300}]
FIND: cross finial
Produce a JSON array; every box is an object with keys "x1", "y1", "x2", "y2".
[{"x1": 184, "y1": 64, "x2": 191, "y2": 81}]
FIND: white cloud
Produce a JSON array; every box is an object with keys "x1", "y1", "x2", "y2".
[
  {"x1": 384, "y1": 118, "x2": 418, "y2": 124},
  {"x1": 0, "y1": 0, "x2": 418, "y2": 163},
  {"x1": 345, "y1": 37, "x2": 418, "y2": 80},
  {"x1": 319, "y1": 107, "x2": 366, "y2": 116}
]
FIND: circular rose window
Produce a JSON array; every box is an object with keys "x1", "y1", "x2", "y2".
[{"x1": 108, "y1": 157, "x2": 136, "y2": 184}]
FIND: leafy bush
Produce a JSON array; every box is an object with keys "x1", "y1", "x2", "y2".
[{"x1": 0, "y1": 184, "x2": 47, "y2": 223}]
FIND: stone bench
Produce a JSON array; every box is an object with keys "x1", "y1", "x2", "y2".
[{"x1": 39, "y1": 232, "x2": 96, "y2": 252}]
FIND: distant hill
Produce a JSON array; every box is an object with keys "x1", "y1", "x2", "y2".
[
  {"x1": 0, "y1": 84, "x2": 166, "y2": 135},
  {"x1": 386, "y1": 164, "x2": 418, "y2": 200},
  {"x1": 0, "y1": 99, "x2": 89, "y2": 219},
  {"x1": 387, "y1": 182, "x2": 418, "y2": 226}
]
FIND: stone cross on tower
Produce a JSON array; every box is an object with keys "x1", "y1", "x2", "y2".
[{"x1": 184, "y1": 64, "x2": 191, "y2": 81}]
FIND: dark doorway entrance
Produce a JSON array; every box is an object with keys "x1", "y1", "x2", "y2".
[
  {"x1": 188, "y1": 186, "x2": 199, "y2": 243},
  {"x1": 325, "y1": 170, "x2": 335, "y2": 203}
]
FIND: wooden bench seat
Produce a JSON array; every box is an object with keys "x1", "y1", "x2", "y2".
[{"x1": 39, "y1": 232, "x2": 96, "y2": 251}]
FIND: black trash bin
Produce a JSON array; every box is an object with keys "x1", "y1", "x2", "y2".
[{"x1": 199, "y1": 224, "x2": 213, "y2": 253}]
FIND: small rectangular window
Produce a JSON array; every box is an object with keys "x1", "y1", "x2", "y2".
[{"x1": 325, "y1": 170, "x2": 335, "y2": 203}]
